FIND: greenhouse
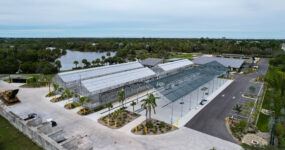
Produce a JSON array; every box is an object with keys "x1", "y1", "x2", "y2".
[{"x1": 150, "y1": 61, "x2": 228, "y2": 102}]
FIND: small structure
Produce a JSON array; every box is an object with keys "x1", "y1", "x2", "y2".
[
  {"x1": 140, "y1": 58, "x2": 163, "y2": 68},
  {"x1": 0, "y1": 89, "x2": 20, "y2": 105}
]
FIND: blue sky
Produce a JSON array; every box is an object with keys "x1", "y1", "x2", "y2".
[{"x1": 0, "y1": 0, "x2": 285, "y2": 38}]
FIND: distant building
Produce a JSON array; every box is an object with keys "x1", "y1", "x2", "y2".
[
  {"x1": 46, "y1": 47, "x2": 56, "y2": 50},
  {"x1": 282, "y1": 43, "x2": 285, "y2": 51}
]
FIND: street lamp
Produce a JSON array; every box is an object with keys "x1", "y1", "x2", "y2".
[
  {"x1": 189, "y1": 92, "x2": 192, "y2": 110},
  {"x1": 171, "y1": 100, "x2": 174, "y2": 125},
  {"x1": 180, "y1": 98, "x2": 184, "y2": 118}
]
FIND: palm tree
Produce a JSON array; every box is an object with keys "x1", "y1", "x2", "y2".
[
  {"x1": 113, "y1": 108, "x2": 123, "y2": 127},
  {"x1": 141, "y1": 94, "x2": 157, "y2": 123},
  {"x1": 62, "y1": 88, "x2": 73, "y2": 98},
  {"x1": 52, "y1": 83, "x2": 59, "y2": 92},
  {"x1": 101, "y1": 56, "x2": 106, "y2": 60},
  {"x1": 106, "y1": 103, "x2": 113, "y2": 125},
  {"x1": 55, "y1": 60, "x2": 61, "y2": 70},
  {"x1": 95, "y1": 58, "x2": 101, "y2": 65},
  {"x1": 130, "y1": 101, "x2": 136, "y2": 113},
  {"x1": 92, "y1": 60, "x2": 96, "y2": 66},
  {"x1": 227, "y1": 66, "x2": 231, "y2": 78},
  {"x1": 117, "y1": 89, "x2": 125, "y2": 108},
  {"x1": 73, "y1": 60, "x2": 79, "y2": 68},
  {"x1": 78, "y1": 96, "x2": 90, "y2": 114},
  {"x1": 233, "y1": 104, "x2": 242, "y2": 115},
  {"x1": 82, "y1": 59, "x2": 90, "y2": 68},
  {"x1": 79, "y1": 96, "x2": 89, "y2": 107}
]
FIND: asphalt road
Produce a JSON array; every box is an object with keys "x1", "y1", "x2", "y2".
[{"x1": 185, "y1": 59, "x2": 269, "y2": 143}]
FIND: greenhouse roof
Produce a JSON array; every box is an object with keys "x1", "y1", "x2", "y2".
[
  {"x1": 82, "y1": 67, "x2": 156, "y2": 94},
  {"x1": 150, "y1": 61, "x2": 227, "y2": 102},
  {"x1": 157, "y1": 59, "x2": 193, "y2": 72},
  {"x1": 58, "y1": 61, "x2": 143, "y2": 83},
  {"x1": 193, "y1": 56, "x2": 245, "y2": 69}
]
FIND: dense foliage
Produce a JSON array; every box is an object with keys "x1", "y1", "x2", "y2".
[
  {"x1": 263, "y1": 54, "x2": 285, "y2": 148},
  {"x1": 0, "y1": 47, "x2": 65, "y2": 74},
  {"x1": 0, "y1": 38, "x2": 283, "y2": 74}
]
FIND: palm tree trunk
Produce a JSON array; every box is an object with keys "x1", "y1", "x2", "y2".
[
  {"x1": 145, "y1": 108, "x2": 148, "y2": 122},
  {"x1": 149, "y1": 108, "x2": 151, "y2": 120}
]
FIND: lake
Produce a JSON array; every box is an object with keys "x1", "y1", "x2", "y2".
[{"x1": 58, "y1": 50, "x2": 116, "y2": 71}]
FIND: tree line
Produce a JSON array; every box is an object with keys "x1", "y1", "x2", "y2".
[
  {"x1": 0, "y1": 38, "x2": 284, "y2": 74},
  {"x1": 0, "y1": 47, "x2": 64, "y2": 74}
]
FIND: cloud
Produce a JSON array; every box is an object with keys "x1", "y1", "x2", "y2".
[{"x1": 0, "y1": 0, "x2": 284, "y2": 38}]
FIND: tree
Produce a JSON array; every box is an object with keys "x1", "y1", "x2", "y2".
[
  {"x1": 117, "y1": 89, "x2": 125, "y2": 108},
  {"x1": 141, "y1": 94, "x2": 157, "y2": 122},
  {"x1": 79, "y1": 96, "x2": 88, "y2": 105},
  {"x1": 101, "y1": 56, "x2": 106, "y2": 60},
  {"x1": 227, "y1": 66, "x2": 231, "y2": 78},
  {"x1": 82, "y1": 59, "x2": 90, "y2": 68},
  {"x1": 91, "y1": 60, "x2": 96, "y2": 66},
  {"x1": 55, "y1": 60, "x2": 61, "y2": 70},
  {"x1": 79, "y1": 97, "x2": 89, "y2": 115},
  {"x1": 130, "y1": 101, "x2": 136, "y2": 113},
  {"x1": 233, "y1": 104, "x2": 242, "y2": 115},
  {"x1": 106, "y1": 103, "x2": 113, "y2": 125},
  {"x1": 106, "y1": 52, "x2": 111, "y2": 57},
  {"x1": 73, "y1": 60, "x2": 79, "y2": 68},
  {"x1": 62, "y1": 88, "x2": 73, "y2": 98},
  {"x1": 95, "y1": 58, "x2": 101, "y2": 65},
  {"x1": 52, "y1": 83, "x2": 59, "y2": 92}
]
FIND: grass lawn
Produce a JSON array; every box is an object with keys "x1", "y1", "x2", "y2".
[
  {"x1": 257, "y1": 113, "x2": 270, "y2": 132},
  {"x1": 262, "y1": 89, "x2": 273, "y2": 110},
  {"x1": 0, "y1": 116, "x2": 42, "y2": 150},
  {"x1": 170, "y1": 53, "x2": 193, "y2": 60}
]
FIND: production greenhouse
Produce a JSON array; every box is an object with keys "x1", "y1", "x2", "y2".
[{"x1": 150, "y1": 61, "x2": 227, "y2": 102}]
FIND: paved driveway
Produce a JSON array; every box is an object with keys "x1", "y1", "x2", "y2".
[{"x1": 185, "y1": 59, "x2": 269, "y2": 143}]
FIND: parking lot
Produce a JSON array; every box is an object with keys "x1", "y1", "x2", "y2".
[{"x1": 185, "y1": 59, "x2": 269, "y2": 143}]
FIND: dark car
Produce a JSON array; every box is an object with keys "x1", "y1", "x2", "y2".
[
  {"x1": 199, "y1": 99, "x2": 207, "y2": 105},
  {"x1": 24, "y1": 113, "x2": 37, "y2": 121},
  {"x1": 51, "y1": 121, "x2": 57, "y2": 127}
]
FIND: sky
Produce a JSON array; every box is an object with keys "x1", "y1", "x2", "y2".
[{"x1": 0, "y1": 0, "x2": 285, "y2": 39}]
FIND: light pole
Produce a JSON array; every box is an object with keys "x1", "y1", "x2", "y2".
[
  {"x1": 171, "y1": 100, "x2": 174, "y2": 125},
  {"x1": 212, "y1": 79, "x2": 214, "y2": 93},
  {"x1": 189, "y1": 92, "x2": 192, "y2": 110},
  {"x1": 196, "y1": 89, "x2": 199, "y2": 108},
  {"x1": 180, "y1": 98, "x2": 184, "y2": 118}
]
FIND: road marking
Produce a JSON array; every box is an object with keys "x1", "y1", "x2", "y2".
[
  {"x1": 222, "y1": 94, "x2": 225, "y2": 97},
  {"x1": 232, "y1": 96, "x2": 236, "y2": 99}
]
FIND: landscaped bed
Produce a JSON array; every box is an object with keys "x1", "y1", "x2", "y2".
[
  {"x1": 64, "y1": 102, "x2": 80, "y2": 109},
  {"x1": 77, "y1": 108, "x2": 93, "y2": 115},
  {"x1": 50, "y1": 96, "x2": 66, "y2": 103},
  {"x1": 98, "y1": 109, "x2": 140, "y2": 129},
  {"x1": 132, "y1": 119, "x2": 177, "y2": 135}
]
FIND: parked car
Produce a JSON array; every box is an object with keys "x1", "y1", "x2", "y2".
[
  {"x1": 199, "y1": 99, "x2": 207, "y2": 105},
  {"x1": 24, "y1": 113, "x2": 37, "y2": 121}
]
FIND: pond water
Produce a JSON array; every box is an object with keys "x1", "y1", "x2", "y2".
[{"x1": 58, "y1": 50, "x2": 116, "y2": 71}]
